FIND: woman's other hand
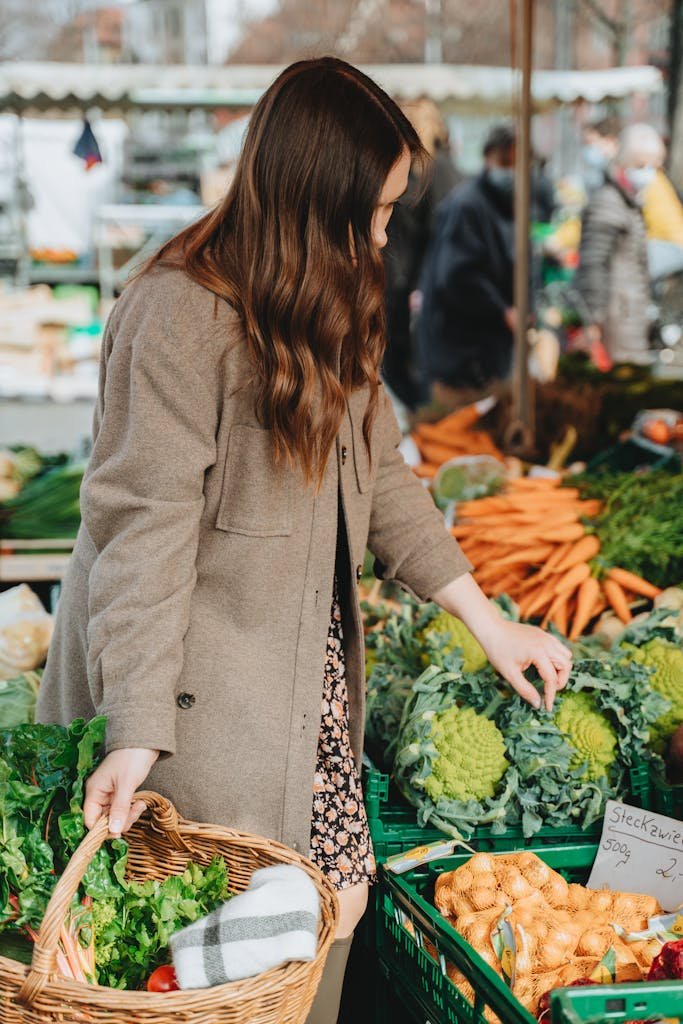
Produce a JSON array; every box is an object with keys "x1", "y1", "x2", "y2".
[{"x1": 84, "y1": 747, "x2": 160, "y2": 836}]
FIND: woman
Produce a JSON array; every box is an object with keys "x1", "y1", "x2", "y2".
[
  {"x1": 37, "y1": 58, "x2": 571, "y2": 1023},
  {"x1": 574, "y1": 123, "x2": 657, "y2": 367}
]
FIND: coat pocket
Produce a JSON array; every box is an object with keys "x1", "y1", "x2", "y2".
[
  {"x1": 215, "y1": 424, "x2": 293, "y2": 537},
  {"x1": 348, "y1": 388, "x2": 380, "y2": 495}
]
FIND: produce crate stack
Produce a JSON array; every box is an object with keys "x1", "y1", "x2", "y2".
[{"x1": 374, "y1": 846, "x2": 683, "y2": 1024}]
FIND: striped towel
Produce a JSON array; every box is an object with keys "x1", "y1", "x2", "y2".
[{"x1": 171, "y1": 864, "x2": 320, "y2": 987}]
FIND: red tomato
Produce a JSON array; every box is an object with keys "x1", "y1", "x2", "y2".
[{"x1": 146, "y1": 964, "x2": 180, "y2": 992}]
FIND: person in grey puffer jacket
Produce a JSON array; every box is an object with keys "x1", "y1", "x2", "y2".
[{"x1": 574, "y1": 124, "x2": 659, "y2": 366}]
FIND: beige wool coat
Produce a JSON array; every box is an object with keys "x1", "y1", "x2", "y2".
[{"x1": 37, "y1": 267, "x2": 471, "y2": 855}]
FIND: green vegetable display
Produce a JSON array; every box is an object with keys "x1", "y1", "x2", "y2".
[
  {"x1": 392, "y1": 648, "x2": 667, "y2": 841},
  {"x1": 0, "y1": 717, "x2": 106, "y2": 934},
  {"x1": 576, "y1": 471, "x2": 683, "y2": 588},
  {"x1": 0, "y1": 718, "x2": 231, "y2": 990},
  {"x1": 0, "y1": 672, "x2": 41, "y2": 730},
  {"x1": 364, "y1": 594, "x2": 517, "y2": 771},
  {"x1": 0, "y1": 463, "x2": 84, "y2": 539}
]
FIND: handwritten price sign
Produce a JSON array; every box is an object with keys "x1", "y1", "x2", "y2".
[{"x1": 588, "y1": 800, "x2": 683, "y2": 912}]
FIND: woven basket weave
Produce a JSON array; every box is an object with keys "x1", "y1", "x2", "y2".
[{"x1": 0, "y1": 791, "x2": 338, "y2": 1023}]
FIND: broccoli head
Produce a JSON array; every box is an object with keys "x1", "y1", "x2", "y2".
[
  {"x1": 554, "y1": 691, "x2": 617, "y2": 781},
  {"x1": 629, "y1": 638, "x2": 683, "y2": 754},
  {"x1": 417, "y1": 611, "x2": 488, "y2": 673},
  {"x1": 423, "y1": 704, "x2": 508, "y2": 803}
]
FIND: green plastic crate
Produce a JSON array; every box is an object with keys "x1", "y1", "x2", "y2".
[
  {"x1": 550, "y1": 981, "x2": 683, "y2": 1023},
  {"x1": 364, "y1": 761, "x2": 652, "y2": 864},
  {"x1": 377, "y1": 844, "x2": 683, "y2": 1024},
  {"x1": 650, "y1": 765, "x2": 683, "y2": 823}
]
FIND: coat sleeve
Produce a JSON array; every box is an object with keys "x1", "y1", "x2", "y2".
[
  {"x1": 81, "y1": 286, "x2": 220, "y2": 756},
  {"x1": 367, "y1": 390, "x2": 472, "y2": 602}
]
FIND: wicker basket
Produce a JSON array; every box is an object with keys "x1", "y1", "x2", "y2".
[{"x1": 0, "y1": 791, "x2": 339, "y2": 1023}]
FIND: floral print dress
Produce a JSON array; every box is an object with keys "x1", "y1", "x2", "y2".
[{"x1": 309, "y1": 578, "x2": 377, "y2": 890}]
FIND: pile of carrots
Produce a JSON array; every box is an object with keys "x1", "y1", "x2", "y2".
[
  {"x1": 411, "y1": 405, "x2": 504, "y2": 480},
  {"x1": 452, "y1": 476, "x2": 662, "y2": 640}
]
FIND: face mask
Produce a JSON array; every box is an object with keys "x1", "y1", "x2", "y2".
[
  {"x1": 487, "y1": 166, "x2": 515, "y2": 192},
  {"x1": 625, "y1": 166, "x2": 656, "y2": 192},
  {"x1": 582, "y1": 144, "x2": 608, "y2": 170}
]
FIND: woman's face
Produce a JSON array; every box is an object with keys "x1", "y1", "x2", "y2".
[{"x1": 371, "y1": 148, "x2": 411, "y2": 251}]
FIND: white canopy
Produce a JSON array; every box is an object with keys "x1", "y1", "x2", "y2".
[{"x1": 0, "y1": 61, "x2": 663, "y2": 115}]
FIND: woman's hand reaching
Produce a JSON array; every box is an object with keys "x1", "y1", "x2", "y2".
[
  {"x1": 479, "y1": 618, "x2": 572, "y2": 711},
  {"x1": 84, "y1": 747, "x2": 160, "y2": 836},
  {"x1": 432, "y1": 572, "x2": 572, "y2": 712}
]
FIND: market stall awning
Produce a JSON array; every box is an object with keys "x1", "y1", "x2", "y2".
[{"x1": 0, "y1": 61, "x2": 663, "y2": 115}]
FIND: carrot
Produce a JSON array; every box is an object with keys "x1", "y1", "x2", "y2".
[
  {"x1": 554, "y1": 561, "x2": 592, "y2": 597},
  {"x1": 518, "y1": 576, "x2": 559, "y2": 618},
  {"x1": 414, "y1": 440, "x2": 464, "y2": 466},
  {"x1": 577, "y1": 500, "x2": 603, "y2": 518},
  {"x1": 603, "y1": 578, "x2": 633, "y2": 624},
  {"x1": 451, "y1": 524, "x2": 482, "y2": 538},
  {"x1": 606, "y1": 567, "x2": 662, "y2": 600},
  {"x1": 456, "y1": 498, "x2": 510, "y2": 516},
  {"x1": 412, "y1": 462, "x2": 438, "y2": 479},
  {"x1": 568, "y1": 576, "x2": 601, "y2": 640},
  {"x1": 488, "y1": 569, "x2": 526, "y2": 598},
  {"x1": 492, "y1": 544, "x2": 554, "y2": 568},
  {"x1": 506, "y1": 487, "x2": 581, "y2": 503},
  {"x1": 541, "y1": 591, "x2": 570, "y2": 632},
  {"x1": 507, "y1": 476, "x2": 561, "y2": 490},
  {"x1": 553, "y1": 534, "x2": 601, "y2": 573},
  {"x1": 532, "y1": 541, "x2": 573, "y2": 581},
  {"x1": 536, "y1": 523, "x2": 587, "y2": 544},
  {"x1": 434, "y1": 404, "x2": 481, "y2": 434}
]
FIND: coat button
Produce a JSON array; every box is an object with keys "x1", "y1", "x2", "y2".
[
  {"x1": 341, "y1": 444, "x2": 348, "y2": 465},
  {"x1": 356, "y1": 564, "x2": 363, "y2": 582},
  {"x1": 292, "y1": 841, "x2": 300, "y2": 851},
  {"x1": 176, "y1": 692, "x2": 195, "y2": 709}
]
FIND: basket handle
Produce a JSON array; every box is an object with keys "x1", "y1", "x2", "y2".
[{"x1": 18, "y1": 791, "x2": 189, "y2": 1007}]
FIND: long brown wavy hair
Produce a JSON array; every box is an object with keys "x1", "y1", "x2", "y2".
[{"x1": 148, "y1": 57, "x2": 426, "y2": 486}]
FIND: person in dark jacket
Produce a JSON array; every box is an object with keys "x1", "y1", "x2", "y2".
[
  {"x1": 382, "y1": 99, "x2": 462, "y2": 409},
  {"x1": 419, "y1": 124, "x2": 517, "y2": 407}
]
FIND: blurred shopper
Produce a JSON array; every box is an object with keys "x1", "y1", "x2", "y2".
[
  {"x1": 382, "y1": 98, "x2": 461, "y2": 409},
  {"x1": 419, "y1": 123, "x2": 516, "y2": 408},
  {"x1": 638, "y1": 131, "x2": 683, "y2": 247},
  {"x1": 581, "y1": 116, "x2": 620, "y2": 195},
  {"x1": 531, "y1": 153, "x2": 555, "y2": 223},
  {"x1": 574, "y1": 123, "x2": 657, "y2": 366}
]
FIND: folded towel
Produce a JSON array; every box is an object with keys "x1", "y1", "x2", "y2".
[{"x1": 171, "y1": 863, "x2": 320, "y2": 987}]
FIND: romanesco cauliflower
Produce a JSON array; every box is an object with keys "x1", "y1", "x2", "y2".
[
  {"x1": 629, "y1": 638, "x2": 683, "y2": 754},
  {"x1": 418, "y1": 611, "x2": 488, "y2": 672},
  {"x1": 554, "y1": 691, "x2": 617, "y2": 780},
  {"x1": 423, "y1": 704, "x2": 508, "y2": 803}
]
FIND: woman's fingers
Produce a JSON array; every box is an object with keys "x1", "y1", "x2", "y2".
[
  {"x1": 533, "y1": 651, "x2": 562, "y2": 711},
  {"x1": 83, "y1": 766, "x2": 114, "y2": 830},
  {"x1": 123, "y1": 799, "x2": 148, "y2": 834},
  {"x1": 108, "y1": 778, "x2": 138, "y2": 837},
  {"x1": 83, "y1": 749, "x2": 159, "y2": 834},
  {"x1": 506, "y1": 666, "x2": 542, "y2": 709}
]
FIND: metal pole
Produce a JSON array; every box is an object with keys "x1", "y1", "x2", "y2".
[
  {"x1": 425, "y1": 0, "x2": 443, "y2": 64},
  {"x1": 509, "y1": 0, "x2": 535, "y2": 453}
]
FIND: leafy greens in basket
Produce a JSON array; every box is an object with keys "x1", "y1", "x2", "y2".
[{"x1": 0, "y1": 717, "x2": 230, "y2": 990}]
